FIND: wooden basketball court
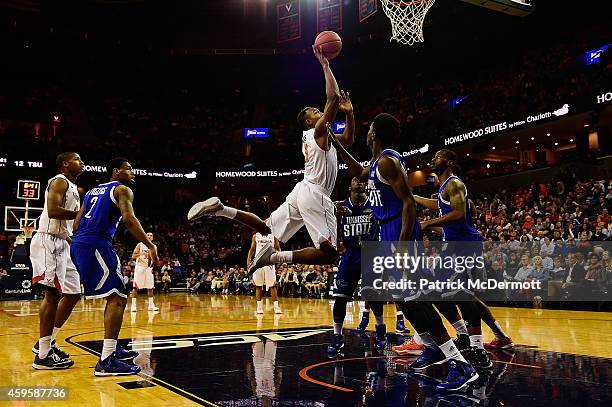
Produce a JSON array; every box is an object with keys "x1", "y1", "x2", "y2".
[{"x1": 1, "y1": 294, "x2": 610, "y2": 406}]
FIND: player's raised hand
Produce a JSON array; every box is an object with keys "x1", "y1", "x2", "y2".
[
  {"x1": 338, "y1": 90, "x2": 353, "y2": 113},
  {"x1": 148, "y1": 244, "x2": 158, "y2": 267},
  {"x1": 334, "y1": 201, "x2": 352, "y2": 218},
  {"x1": 312, "y1": 45, "x2": 329, "y2": 68}
]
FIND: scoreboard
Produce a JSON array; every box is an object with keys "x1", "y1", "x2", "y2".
[{"x1": 17, "y1": 180, "x2": 41, "y2": 200}]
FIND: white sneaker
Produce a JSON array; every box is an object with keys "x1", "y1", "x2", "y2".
[
  {"x1": 256, "y1": 308, "x2": 264, "y2": 315},
  {"x1": 247, "y1": 243, "x2": 276, "y2": 275},
  {"x1": 148, "y1": 305, "x2": 159, "y2": 311},
  {"x1": 274, "y1": 307, "x2": 283, "y2": 314},
  {"x1": 130, "y1": 306, "x2": 137, "y2": 313},
  {"x1": 187, "y1": 197, "x2": 223, "y2": 221}
]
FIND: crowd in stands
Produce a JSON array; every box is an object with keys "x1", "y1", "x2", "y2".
[
  {"x1": 99, "y1": 170, "x2": 612, "y2": 310},
  {"x1": 1, "y1": 24, "x2": 608, "y2": 180}
]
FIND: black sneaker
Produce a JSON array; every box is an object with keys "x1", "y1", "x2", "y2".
[
  {"x1": 463, "y1": 346, "x2": 493, "y2": 370},
  {"x1": 453, "y1": 334, "x2": 470, "y2": 352},
  {"x1": 32, "y1": 340, "x2": 70, "y2": 359},
  {"x1": 32, "y1": 350, "x2": 74, "y2": 370}
]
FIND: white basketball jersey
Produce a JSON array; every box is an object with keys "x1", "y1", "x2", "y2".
[
  {"x1": 302, "y1": 128, "x2": 338, "y2": 196},
  {"x1": 255, "y1": 233, "x2": 275, "y2": 257},
  {"x1": 37, "y1": 174, "x2": 80, "y2": 239},
  {"x1": 135, "y1": 242, "x2": 150, "y2": 266}
]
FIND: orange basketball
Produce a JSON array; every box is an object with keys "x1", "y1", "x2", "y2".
[{"x1": 314, "y1": 31, "x2": 342, "y2": 60}]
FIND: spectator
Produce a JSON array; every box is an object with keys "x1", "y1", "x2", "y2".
[
  {"x1": 512, "y1": 255, "x2": 534, "y2": 281},
  {"x1": 162, "y1": 270, "x2": 172, "y2": 294}
]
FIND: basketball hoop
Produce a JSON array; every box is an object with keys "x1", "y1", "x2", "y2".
[
  {"x1": 379, "y1": 0, "x2": 436, "y2": 46},
  {"x1": 22, "y1": 226, "x2": 34, "y2": 239}
]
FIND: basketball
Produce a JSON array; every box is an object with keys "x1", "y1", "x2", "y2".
[{"x1": 314, "y1": 31, "x2": 342, "y2": 60}]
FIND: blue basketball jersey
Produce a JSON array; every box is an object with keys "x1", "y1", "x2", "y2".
[
  {"x1": 340, "y1": 197, "x2": 373, "y2": 251},
  {"x1": 368, "y1": 149, "x2": 422, "y2": 242},
  {"x1": 73, "y1": 181, "x2": 122, "y2": 245},
  {"x1": 368, "y1": 149, "x2": 404, "y2": 223},
  {"x1": 438, "y1": 175, "x2": 481, "y2": 241}
]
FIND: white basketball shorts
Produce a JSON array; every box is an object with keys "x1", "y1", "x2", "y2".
[
  {"x1": 252, "y1": 265, "x2": 276, "y2": 289},
  {"x1": 134, "y1": 263, "x2": 154, "y2": 289},
  {"x1": 267, "y1": 180, "x2": 337, "y2": 249},
  {"x1": 30, "y1": 232, "x2": 81, "y2": 295}
]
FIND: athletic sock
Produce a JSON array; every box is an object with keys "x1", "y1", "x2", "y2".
[
  {"x1": 101, "y1": 339, "x2": 117, "y2": 361},
  {"x1": 270, "y1": 251, "x2": 293, "y2": 263},
  {"x1": 39, "y1": 336, "x2": 52, "y2": 359},
  {"x1": 334, "y1": 322, "x2": 343, "y2": 335},
  {"x1": 273, "y1": 301, "x2": 280, "y2": 309},
  {"x1": 131, "y1": 297, "x2": 137, "y2": 307},
  {"x1": 257, "y1": 300, "x2": 263, "y2": 310},
  {"x1": 452, "y1": 319, "x2": 469, "y2": 336},
  {"x1": 148, "y1": 297, "x2": 155, "y2": 306},
  {"x1": 51, "y1": 327, "x2": 61, "y2": 342},
  {"x1": 470, "y1": 334, "x2": 484, "y2": 349},
  {"x1": 374, "y1": 315, "x2": 385, "y2": 326},
  {"x1": 492, "y1": 321, "x2": 508, "y2": 340},
  {"x1": 216, "y1": 206, "x2": 237, "y2": 219},
  {"x1": 439, "y1": 339, "x2": 468, "y2": 364}
]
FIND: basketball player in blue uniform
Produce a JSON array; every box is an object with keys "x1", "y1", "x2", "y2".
[
  {"x1": 330, "y1": 114, "x2": 479, "y2": 392},
  {"x1": 71, "y1": 157, "x2": 157, "y2": 376},
  {"x1": 416, "y1": 149, "x2": 512, "y2": 369},
  {"x1": 328, "y1": 178, "x2": 410, "y2": 357},
  {"x1": 327, "y1": 177, "x2": 373, "y2": 356}
]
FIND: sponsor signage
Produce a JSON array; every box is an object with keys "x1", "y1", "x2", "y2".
[
  {"x1": 445, "y1": 104, "x2": 571, "y2": 146},
  {"x1": 244, "y1": 128, "x2": 269, "y2": 139}
]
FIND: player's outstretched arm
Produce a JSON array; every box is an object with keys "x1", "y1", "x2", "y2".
[
  {"x1": 421, "y1": 179, "x2": 466, "y2": 230},
  {"x1": 246, "y1": 234, "x2": 257, "y2": 268},
  {"x1": 313, "y1": 45, "x2": 340, "y2": 148},
  {"x1": 114, "y1": 185, "x2": 158, "y2": 265},
  {"x1": 327, "y1": 124, "x2": 368, "y2": 181},
  {"x1": 414, "y1": 195, "x2": 439, "y2": 211},
  {"x1": 336, "y1": 90, "x2": 355, "y2": 146},
  {"x1": 378, "y1": 156, "x2": 416, "y2": 242},
  {"x1": 47, "y1": 178, "x2": 79, "y2": 220}
]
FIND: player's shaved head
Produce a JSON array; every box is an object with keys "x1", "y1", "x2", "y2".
[{"x1": 55, "y1": 152, "x2": 77, "y2": 171}]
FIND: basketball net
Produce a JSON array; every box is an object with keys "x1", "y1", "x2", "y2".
[
  {"x1": 380, "y1": 0, "x2": 436, "y2": 46},
  {"x1": 22, "y1": 225, "x2": 33, "y2": 239}
]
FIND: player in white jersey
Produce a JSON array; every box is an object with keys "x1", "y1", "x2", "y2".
[
  {"x1": 30, "y1": 152, "x2": 84, "y2": 370},
  {"x1": 248, "y1": 233, "x2": 282, "y2": 314},
  {"x1": 188, "y1": 45, "x2": 355, "y2": 274},
  {"x1": 130, "y1": 232, "x2": 158, "y2": 312}
]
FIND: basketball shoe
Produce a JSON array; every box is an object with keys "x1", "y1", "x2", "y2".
[
  {"x1": 32, "y1": 349, "x2": 74, "y2": 370},
  {"x1": 327, "y1": 334, "x2": 344, "y2": 358},
  {"x1": 374, "y1": 324, "x2": 387, "y2": 351},
  {"x1": 32, "y1": 339, "x2": 69, "y2": 359},
  {"x1": 435, "y1": 360, "x2": 479, "y2": 392},
  {"x1": 187, "y1": 197, "x2": 223, "y2": 221},
  {"x1": 392, "y1": 336, "x2": 424, "y2": 355},
  {"x1": 94, "y1": 352, "x2": 141, "y2": 376},
  {"x1": 484, "y1": 337, "x2": 514, "y2": 350}
]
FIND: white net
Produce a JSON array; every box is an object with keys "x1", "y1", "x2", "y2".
[{"x1": 380, "y1": 0, "x2": 436, "y2": 46}]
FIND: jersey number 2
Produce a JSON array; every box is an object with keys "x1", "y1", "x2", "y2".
[{"x1": 84, "y1": 196, "x2": 98, "y2": 219}]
